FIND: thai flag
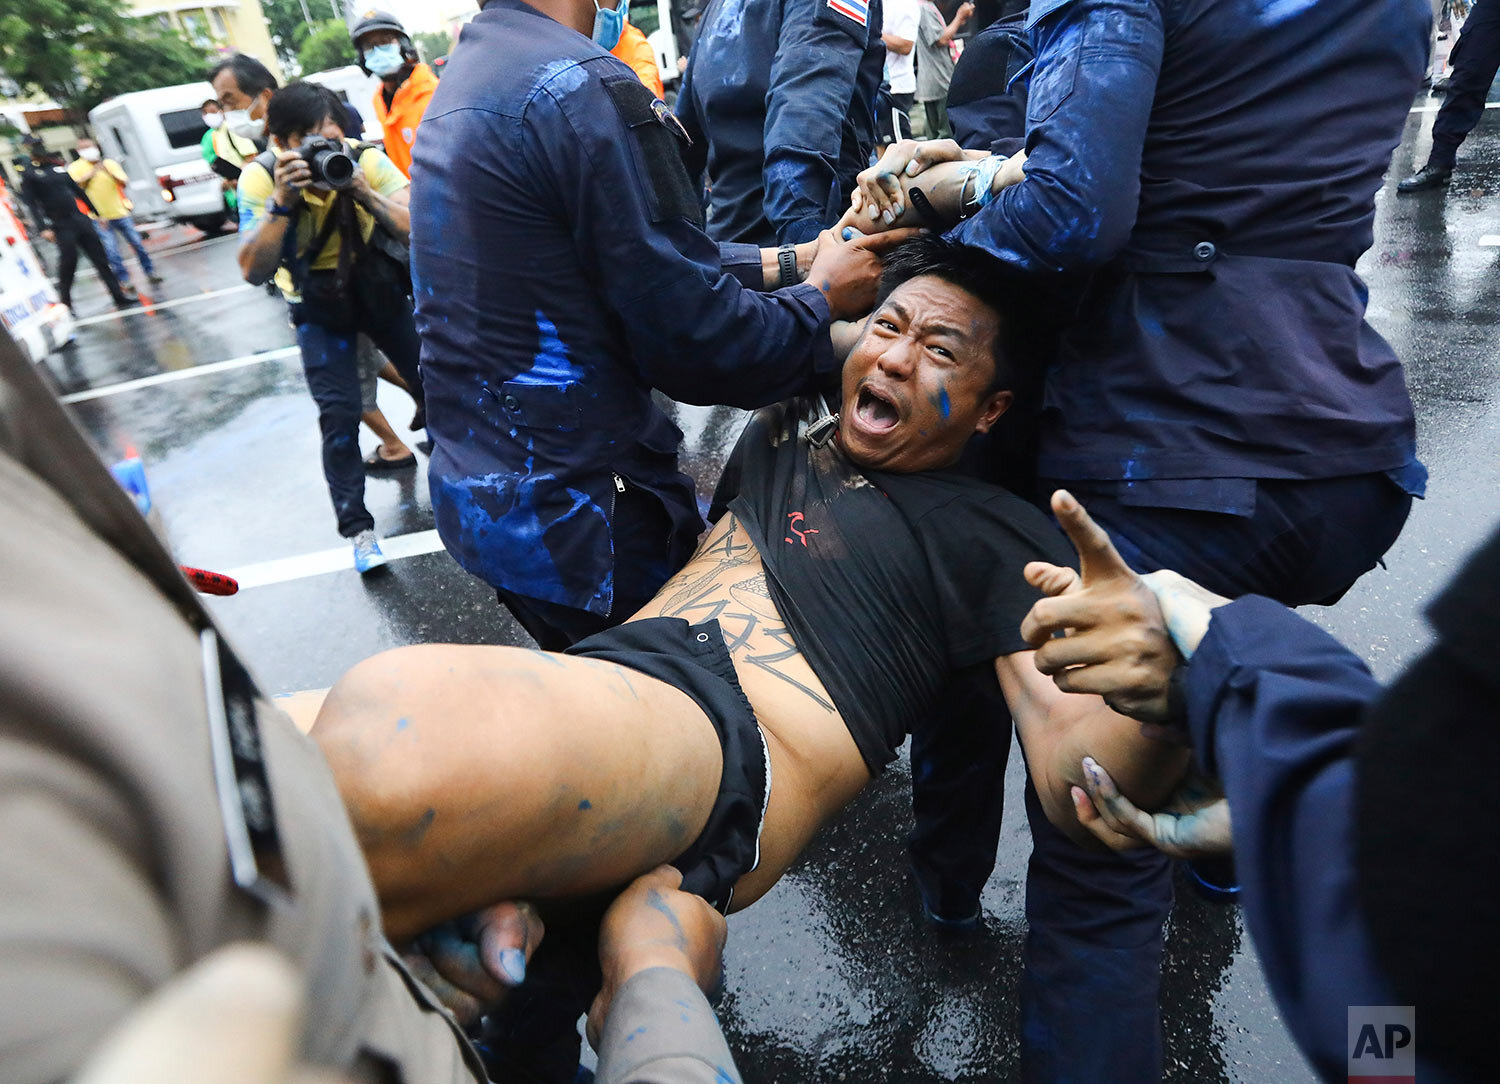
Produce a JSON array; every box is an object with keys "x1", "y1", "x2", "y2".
[{"x1": 827, "y1": 0, "x2": 869, "y2": 27}]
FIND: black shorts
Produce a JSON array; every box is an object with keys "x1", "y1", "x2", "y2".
[{"x1": 565, "y1": 616, "x2": 770, "y2": 912}]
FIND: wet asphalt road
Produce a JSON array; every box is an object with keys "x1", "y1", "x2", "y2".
[{"x1": 38, "y1": 91, "x2": 1500, "y2": 1083}]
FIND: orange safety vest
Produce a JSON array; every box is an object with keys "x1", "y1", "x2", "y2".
[
  {"x1": 372, "y1": 62, "x2": 439, "y2": 178},
  {"x1": 611, "y1": 21, "x2": 664, "y2": 100}
]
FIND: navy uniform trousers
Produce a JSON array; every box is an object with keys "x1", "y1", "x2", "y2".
[{"x1": 1430, "y1": 0, "x2": 1500, "y2": 168}]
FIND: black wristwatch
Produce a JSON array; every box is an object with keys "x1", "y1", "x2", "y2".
[{"x1": 777, "y1": 244, "x2": 799, "y2": 288}]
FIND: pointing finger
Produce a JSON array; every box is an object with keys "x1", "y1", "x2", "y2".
[{"x1": 1050, "y1": 489, "x2": 1135, "y2": 585}]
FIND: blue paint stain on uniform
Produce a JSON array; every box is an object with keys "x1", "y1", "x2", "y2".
[
  {"x1": 432, "y1": 461, "x2": 610, "y2": 607},
  {"x1": 578, "y1": 799, "x2": 592, "y2": 810},
  {"x1": 512, "y1": 311, "x2": 583, "y2": 386},
  {"x1": 534, "y1": 57, "x2": 589, "y2": 96},
  {"x1": 1257, "y1": 0, "x2": 1318, "y2": 24},
  {"x1": 396, "y1": 717, "x2": 410, "y2": 731}
]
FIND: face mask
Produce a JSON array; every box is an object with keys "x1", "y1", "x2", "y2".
[
  {"x1": 591, "y1": 0, "x2": 629, "y2": 50},
  {"x1": 365, "y1": 43, "x2": 406, "y2": 77},
  {"x1": 225, "y1": 104, "x2": 266, "y2": 141},
  {"x1": 203, "y1": 112, "x2": 224, "y2": 129},
  {"x1": 78, "y1": 147, "x2": 101, "y2": 162}
]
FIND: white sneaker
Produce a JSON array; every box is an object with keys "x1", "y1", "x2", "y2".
[{"x1": 352, "y1": 530, "x2": 388, "y2": 574}]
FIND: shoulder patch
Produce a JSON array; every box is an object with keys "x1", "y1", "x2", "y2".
[{"x1": 826, "y1": 0, "x2": 869, "y2": 28}]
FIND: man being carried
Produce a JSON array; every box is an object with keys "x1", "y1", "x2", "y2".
[{"x1": 309, "y1": 238, "x2": 1188, "y2": 944}]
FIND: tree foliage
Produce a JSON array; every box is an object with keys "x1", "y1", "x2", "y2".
[
  {"x1": 0, "y1": 0, "x2": 212, "y2": 115},
  {"x1": 258, "y1": 0, "x2": 315, "y2": 73},
  {"x1": 297, "y1": 20, "x2": 358, "y2": 75},
  {"x1": 0, "y1": 0, "x2": 125, "y2": 108},
  {"x1": 412, "y1": 30, "x2": 455, "y2": 64},
  {"x1": 77, "y1": 26, "x2": 213, "y2": 113}
]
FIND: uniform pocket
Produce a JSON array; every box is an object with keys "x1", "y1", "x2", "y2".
[
  {"x1": 1027, "y1": 30, "x2": 1081, "y2": 125},
  {"x1": 602, "y1": 75, "x2": 704, "y2": 226},
  {"x1": 487, "y1": 380, "x2": 584, "y2": 431}
]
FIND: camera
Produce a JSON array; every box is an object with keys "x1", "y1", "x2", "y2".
[{"x1": 298, "y1": 136, "x2": 356, "y2": 190}]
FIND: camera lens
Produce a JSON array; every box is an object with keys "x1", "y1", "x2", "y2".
[{"x1": 313, "y1": 147, "x2": 355, "y2": 189}]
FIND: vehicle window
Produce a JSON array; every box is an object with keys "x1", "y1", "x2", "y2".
[
  {"x1": 633, "y1": 0, "x2": 660, "y2": 37},
  {"x1": 160, "y1": 108, "x2": 209, "y2": 150}
]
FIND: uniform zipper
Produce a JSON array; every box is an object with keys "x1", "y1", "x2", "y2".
[{"x1": 605, "y1": 472, "x2": 627, "y2": 619}]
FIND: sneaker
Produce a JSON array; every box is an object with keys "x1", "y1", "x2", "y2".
[{"x1": 352, "y1": 529, "x2": 389, "y2": 574}]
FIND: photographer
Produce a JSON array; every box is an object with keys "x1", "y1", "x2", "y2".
[{"x1": 236, "y1": 82, "x2": 425, "y2": 573}]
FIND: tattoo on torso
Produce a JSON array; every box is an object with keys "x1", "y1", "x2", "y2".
[{"x1": 643, "y1": 516, "x2": 836, "y2": 714}]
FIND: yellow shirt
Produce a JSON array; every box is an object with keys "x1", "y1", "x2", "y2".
[
  {"x1": 211, "y1": 127, "x2": 260, "y2": 170},
  {"x1": 237, "y1": 144, "x2": 409, "y2": 300},
  {"x1": 66, "y1": 158, "x2": 131, "y2": 221}
]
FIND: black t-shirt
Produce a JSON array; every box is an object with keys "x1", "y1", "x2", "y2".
[{"x1": 712, "y1": 398, "x2": 1076, "y2": 774}]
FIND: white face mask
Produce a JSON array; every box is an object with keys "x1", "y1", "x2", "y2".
[
  {"x1": 203, "y1": 112, "x2": 224, "y2": 129},
  {"x1": 78, "y1": 147, "x2": 101, "y2": 162},
  {"x1": 225, "y1": 105, "x2": 266, "y2": 141}
]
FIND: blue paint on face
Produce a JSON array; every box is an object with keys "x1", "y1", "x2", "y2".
[
  {"x1": 939, "y1": 388, "x2": 951, "y2": 419},
  {"x1": 578, "y1": 799, "x2": 592, "y2": 810}
]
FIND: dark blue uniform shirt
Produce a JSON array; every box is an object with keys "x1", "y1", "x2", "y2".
[
  {"x1": 410, "y1": 0, "x2": 835, "y2": 616},
  {"x1": 949, "y1": 0, "x2": 1430, "y2": 494},
  {"x1": 676, "y1": 0, "x2": 886, "y2": 245},
  {"x1": 1185, "y1": 592, "x2": 1473, "y2": 1084}
]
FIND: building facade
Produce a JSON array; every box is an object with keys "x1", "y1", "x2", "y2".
[{"x1": 130, "y1": 0, "x2": 285, "y2": 80}]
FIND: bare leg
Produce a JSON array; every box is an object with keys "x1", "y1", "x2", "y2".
[
  {"x1": 311, "y1": 644, "x2": 724, "y2": 940},
  {"x1": 273, "y1": 688, "x2": 329, "y2": 734},
  {"x1": 377, "y1": 361, "x2": 413, "y2": 397},
  {"x1": 360, "y1": 408, "x2": 413, "y2": 461}
]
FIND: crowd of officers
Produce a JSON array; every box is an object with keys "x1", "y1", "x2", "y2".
[{"x1": 0, "y1": 0, "x2": 1492, "y2": 1082}]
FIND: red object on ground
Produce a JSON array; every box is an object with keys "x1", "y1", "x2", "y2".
[{"x1": 181, "y1": 566, "x2": 239, "y2": 595}]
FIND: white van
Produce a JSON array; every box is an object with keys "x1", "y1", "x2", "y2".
[
  {"x1": 89, "y1": 83, "x2": 233, "y2": 235},
  {"x1": 0, "y1": 185, "x2": 74, "y2": 362},
  {"x1": 305, "y1": 66, "x2": 385, "y2": 143}
]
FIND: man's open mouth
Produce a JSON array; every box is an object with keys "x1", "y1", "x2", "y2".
[{"x1": 854, "y1": 385, "x2": 901, "y2": 433}]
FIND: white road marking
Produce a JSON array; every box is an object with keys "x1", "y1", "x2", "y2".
[
  {"x1": 152, "y1": 232, "x2": 242, "y2": 258},
  {"x1": 71, "y1": 283, "x2": 257, "y2": 327},
  {"x1": 223, "y1": 529, "x2": 448, "y2": 590},
  {"x1": 1409, "y1": 100, "x2": 1500, "y2": 114},
  {"x1": 61, "y1": 346, "x2": 300, "y2": 403}
]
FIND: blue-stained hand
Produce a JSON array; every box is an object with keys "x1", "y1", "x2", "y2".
[
  {"x1": 404, "y1": 900, "x2": 545, "y2": 1027},
  {"x1": 1073, "y1": 757, "x2": 1233, "y2": 859},
  {"x1": 587, "y1": 865, "x2": 728, "y2": 1048}
]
